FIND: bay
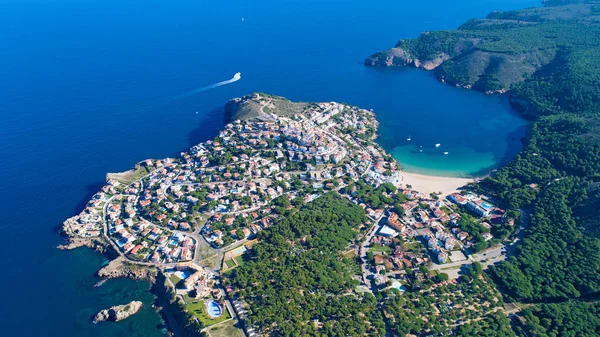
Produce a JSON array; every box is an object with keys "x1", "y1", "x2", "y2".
[{"x1": 0, "y1": 0, "x2": 537, "y2": 335}]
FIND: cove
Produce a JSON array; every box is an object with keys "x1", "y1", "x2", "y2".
[{"x1": 0, "y1": 0, "x2": 538, "y2": 336}]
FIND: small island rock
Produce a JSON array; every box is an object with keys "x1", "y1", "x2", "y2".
[{"x1": 93, "y1": 301, "x2": 143, "y2": 323}]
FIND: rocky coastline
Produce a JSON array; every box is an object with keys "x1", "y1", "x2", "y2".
[
  {"x1": 57, "y1": 217, "x2": 113, "y2": 253},
  {"x1": 97, "y1": 257, "x2": 158, "y2": 282},
  {"x1": 364, "y1": 47, "x2": 449, "y2": 70},
  {"x1": 55, "y1": 100, "x2": 234, "y2": 336},
  {"x1": 93, "y1": 300, "x2": 143, "y2": 323}
]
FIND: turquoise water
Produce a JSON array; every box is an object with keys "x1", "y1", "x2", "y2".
[
  {"x1": 481, "y1": 202, "x2": 495, "y2": 209},
  {"x1": 0, "y1": 0, "x2": 538, "y2": 336},
  {"x1": 373, "y1": 75, "x2": 529, "y2": 177}
]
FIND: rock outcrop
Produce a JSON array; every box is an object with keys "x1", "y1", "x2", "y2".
[
  {"x1": 57, "y1": 220, "x2": 112, "y2": 254},
  {"x1": 364, "y1": 47, "x2": 450, "y2": 70},
  {"x1": 224, "y1": 92, "x2": 306, "y2": 123},
  {"x1": 97, "y1": 257, "x2": 157, "y2": 282},
  {"x1": 93, "y1": 301, "x2": 143, "y2": 323}
]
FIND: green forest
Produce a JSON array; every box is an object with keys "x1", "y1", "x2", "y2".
[
  {"x1": 368, "y1": 0, "x2": 600, "y2": 336},
  {"x1": 373, "y1": 0, "x2": 600, "y2": 118},
  {"x1": 467, "y1": 1, "x2": 600, "y2": 336},
  {"x1": 521, "y1": 301, "x2": 600, "y2": 336},
  {"x1": 224, "y1": 193, "x2": 386, "y2": 336}
]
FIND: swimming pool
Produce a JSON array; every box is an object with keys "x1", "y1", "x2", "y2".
[
  {"x1": 481, "y1": 201, "x2": 494, "y2": 209},
  {"x1": 206, "y1": 300, "x2": 223, "y2": 318},
  {"x1": 390, "y1": 281, "x2": 406, "y2": 293},
  {"x1": 174, "y1": 269, "x2": 192, "y2": 280}
]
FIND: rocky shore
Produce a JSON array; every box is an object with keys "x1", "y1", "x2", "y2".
[
  {"x1": 56, "y1": 235, "x2": 111, "y2": 253},
  {"x1": 364, "y1": 46, "x2": 449, "y2": 70},
  {"x1": 97, "y1": 257, "x2": 158, "y2": 282},
  {"x1": 93, "y1": 300, "x2": 143, "y2": 323},
  {"x1": 57, "y1": 216, "x2": 116, "y2": 254}
]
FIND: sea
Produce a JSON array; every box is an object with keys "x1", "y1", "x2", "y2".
[{"x1": 0, "y1": 0, "x2": 537, "y2": 335}]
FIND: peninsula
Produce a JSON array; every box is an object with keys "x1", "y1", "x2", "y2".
[
  {"x1": 61, "y1": 93, "x2": 517, "y2": 336},
  {"x1": 365, "y1": 0, "x2": 600, "y2": 119}
]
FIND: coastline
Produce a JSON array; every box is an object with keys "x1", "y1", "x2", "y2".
[
  {"x1": 397, "y1": 170, "x2": 473, "y2": 196},
  {"x1": 57, "y1": 94, "x2": 481, "y2": 336}
]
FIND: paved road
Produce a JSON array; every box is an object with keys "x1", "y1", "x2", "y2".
[{"x1": 358, "y1": 216, "x2": 384, "y2": 292}]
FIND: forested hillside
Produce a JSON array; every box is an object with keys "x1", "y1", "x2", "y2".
[
  {"x1": 365, "y1": 0, "x2": 600, "y2": 118},
  {"x1": 521, "y1": 301, "x2": 600, "y2": 336},
  {"x1": 367, "y1": 1, "x2": 600, "y2": 336},
  {"x1": 224, "y1": 193, "x2": 386, "y2": 336}
]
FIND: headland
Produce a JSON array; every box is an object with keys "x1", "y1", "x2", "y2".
[{"x1": 60, "y1": 93, "x2": 509, "y2": 336}]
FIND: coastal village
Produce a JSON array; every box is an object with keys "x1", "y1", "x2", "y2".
[{"x1": 63, "y1": 93, "x2": 517, "y2": 337}]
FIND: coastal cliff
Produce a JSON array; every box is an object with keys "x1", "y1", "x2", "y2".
[
  {"x1": 93, "y1": 301, "x2": 143, "y2": 323},
  {"x1": 151, "y1": 271, "x2": 204, "y2": 337},
  {"x1": 97, "y1": 257, "x2": 158, "y2": 282},
  {"x1": 365, "y1": 0, "x2": 600, "y2": 118}
]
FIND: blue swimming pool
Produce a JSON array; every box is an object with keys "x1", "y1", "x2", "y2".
[
  {"x1": 206, "y1": 301, "x2": 223, "y2": 318},
  {"x1": 481, "y1": 201, "x2": 494, "y2": 209}
]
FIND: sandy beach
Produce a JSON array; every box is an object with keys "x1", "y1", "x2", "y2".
[{"x1": 398, "y1": 171, "x2": 474, "y2": 196}]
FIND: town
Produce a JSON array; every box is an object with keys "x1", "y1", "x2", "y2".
[{"x1": 63, "y1": 93, "x2": 517, "y2": 336}]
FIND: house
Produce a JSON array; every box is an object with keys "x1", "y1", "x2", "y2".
[
  {"x1": 447, "y1": 193, "x2": 467, "y2": 205},
  {"x1": 444, "y1": 238, "x2": 456, "y2": 250},
  {"x1": 130, "y1": 244, "x2": 143, "y2": 255},
  {"x1": 387, "y1": 212, "x2": 405, "y2": 232},
  {"x1": 150, "y1": 252, "x2": 160, "y2": 262},
  {"x1": 437, "y1": 251, "x2": 448, "y2": 263},
  {"x1": 482, "y1": 232, "x2": 494, "y2": 242}
]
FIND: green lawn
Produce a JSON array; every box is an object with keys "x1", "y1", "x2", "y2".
[
  {"x1": 402, "y1": 242, "x2": 422, "y2": 252},
  {"x1": 370, "y1": 244, "x2": 391, "y2": 254},
  {"x1": 185, "y1": 300, "x2": 231, "y2": 326},
  {"x1": 169, "y1": 274, "x2": 181, "y2": 287},
  {"x1": 233, "y1": 254, "x2": 248, "y2": 267},
  {"x1": 224, "y1": 259, "x2": 236, "y2": 268}
]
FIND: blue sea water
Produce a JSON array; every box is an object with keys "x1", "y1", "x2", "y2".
[{"x1": 0, "y1": 0, "x2": 537, "y2": 335}]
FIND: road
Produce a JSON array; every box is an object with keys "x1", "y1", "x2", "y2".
[{"x1": 358, "y1": 215, "x2": 385, "y2": 292}]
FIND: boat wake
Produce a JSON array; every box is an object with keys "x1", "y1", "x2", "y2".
[{"x1": 176, "y1": 72, "x2": 241, "y2": 99}]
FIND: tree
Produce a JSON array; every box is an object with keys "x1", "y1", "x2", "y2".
[
  {"x1": 235, "y1": 228, "x2": 245, "y2": 240},
  {"x1": 434, "y1": 273, "x2": 449, "y2": 283}
]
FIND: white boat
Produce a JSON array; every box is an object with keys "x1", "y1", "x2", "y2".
[
  {"x1": 407, "y1": 135, "x2": 411, "y2": 141},
  {"x1": 443, "y1": 152, "x2": 448, "y2": 155},
  {"x1": 435, "y1": 143, "x2": 441, "y2": 148},
  {"x1": 233, "y1": 72, "x2": 242, "y2": 80}
]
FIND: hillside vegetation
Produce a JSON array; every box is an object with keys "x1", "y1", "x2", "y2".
[
  {"x1": 367, "y1": 1, "x2": 600, "y2": 336},
  {"x1": 224, "y1": 193, "x2": 386, "y2": 336},
  {"x1": 224, "y1": 93, "x2": 306, "y2": 123},
  {"x1": 365, "y1": 1, "x2": 600, "y2": 118}
]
